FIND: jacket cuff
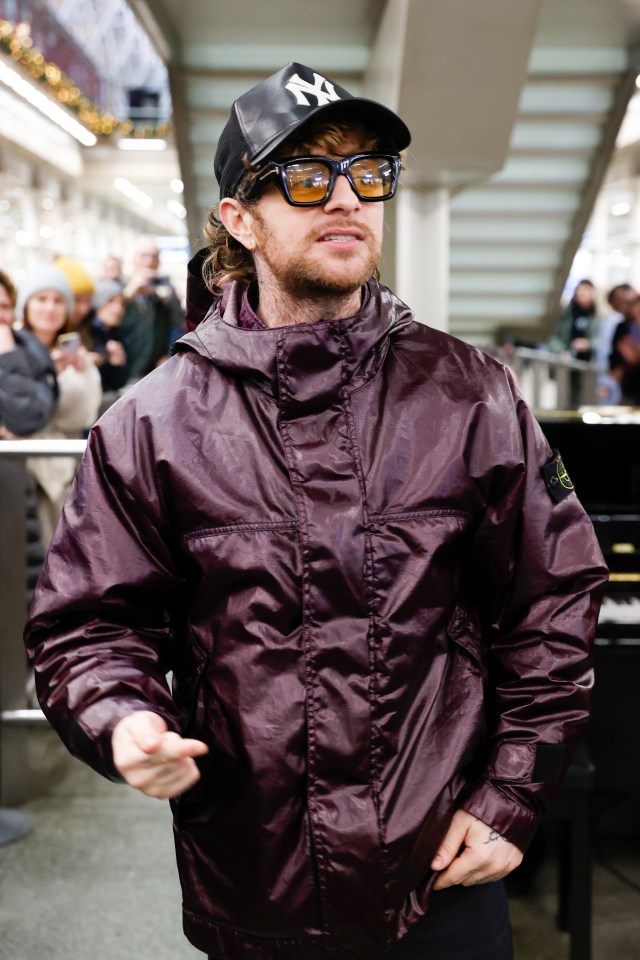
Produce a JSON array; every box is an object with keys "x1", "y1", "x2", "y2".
[
  {"x1": 70, "y1": 696, "x2": 181, "y2": 783},
  {"x1": 462, "y1": 780, "x2": 540, "y2": 852}
]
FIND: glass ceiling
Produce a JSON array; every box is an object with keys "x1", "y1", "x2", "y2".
[{"x1": 36, "y1": 0, "x2": 170, "y2": 120}]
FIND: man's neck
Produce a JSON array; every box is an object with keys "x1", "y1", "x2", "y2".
[{"x1": 255, "y1": 283, "x2": 363, "y2": 329}]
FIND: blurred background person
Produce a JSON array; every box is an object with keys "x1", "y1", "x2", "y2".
[
  {"x1": 101, "y1": 255, "x2": 124, "y2": 285},
  {"x1": 609, "y1": 293, "x2": 640, "y2": 406},
  {"x1": 546, "y1": 278, "x2": 600, "y2": 407},
  {"x1": 0, "y1": 268, "x2": 57, "y2": 615},
  {"x1": 594, "y1": 283, "x2": 637, "y2": 404},
  {"x1": 16, "y1": 264, "x2": 102, "y2": 547},
  {"x1": 0, "y1": 268, "x2": 57, "y2": 439},
  {"x1": 54, "y1": 256, "x2": 96, "y2": 349},
  {"x1": 547, "y1": 278, "x2": 599, "y2": 360},
  {"x1": 120, "y1": 235, "x2": 183, "y2": 381},
  {"x1": 89, "y1": 279, "x2": 128, "y2": 413}
]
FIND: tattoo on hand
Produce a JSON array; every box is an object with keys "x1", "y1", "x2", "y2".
[{"x1": 484, "y1": 829, "x2": 505, "y2": 844}]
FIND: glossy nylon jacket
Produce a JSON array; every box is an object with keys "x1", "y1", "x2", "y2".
[{"x1": 25, "y1": 279, "x2": 608, "y2": 960}]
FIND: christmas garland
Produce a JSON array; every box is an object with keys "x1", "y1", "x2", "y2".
[{"x1": 0, "y1": 18, "x2": 172, "y2": 139}]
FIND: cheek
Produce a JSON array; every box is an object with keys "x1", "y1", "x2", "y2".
[
  {"x1": 370, "y1": 205, "x2": 385, "y2": 238},
  {"x1": 27, "y1": 306, "x2": 46, "y2": 326}
]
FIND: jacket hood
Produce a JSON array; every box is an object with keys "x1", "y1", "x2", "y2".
[
  {"x1": 184, "y1": 248, "x2": 215, "y2": 332},
  {"x1": 175, "y1": 277, "x2": 413, "y2": 411}
]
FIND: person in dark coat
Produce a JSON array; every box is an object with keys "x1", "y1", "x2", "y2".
[
  {"x1": 609, "y1": 294, "x2": 640, "y2": 404},
  {"x1": 547, "y1": 278, "x2": 598, "y2": 360},
  {"x1": 0, "y1": 269, "x2": 57, "y2": 438},
  {"x1": 119, "y1": 237, "x2": 181, "y2": 380},
  {"x1": 0, "y1": 269, "x2": 55, "y2": 610},
  {"x1": 88, "y1": 280, "x2": 128, "y2": 396},
  {"x1": 25, "y1": 65, "x2": 608, "y2": 960}
]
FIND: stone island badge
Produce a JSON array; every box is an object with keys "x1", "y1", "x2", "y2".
[{"x1": 542, "y1": 449, "x2": 575, "y2": 503}]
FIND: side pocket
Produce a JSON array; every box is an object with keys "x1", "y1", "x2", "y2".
[
  {"x1": 173, "y1": 632, "x2": 208, "y2": 736},
  {"x1": 446, "y1": 607, "x2": 486, "y2": 678}
]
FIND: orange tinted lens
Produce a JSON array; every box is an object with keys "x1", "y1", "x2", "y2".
[
  {"x1": 350, "y1": 156, "x2": 393, "y2": 198},
  {"x1": 284, "y1": 161, "x2": 331, "y2": 203}
]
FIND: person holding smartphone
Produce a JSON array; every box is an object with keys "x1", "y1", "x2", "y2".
[
  {"x1": 17, "y1": 264, "x2": 101, "y2": 546},
  {"x1": 120, "y1": 236, "x2": 183, "y2": 381}
]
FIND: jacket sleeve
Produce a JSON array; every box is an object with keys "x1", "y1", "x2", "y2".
[
  {"x1": 24, "y1": 402, "x2": 184, "y2": 781},
  {"x1": 461, "y1": 368, "x2": 608, "y2": 850},
  {"x1": 0, "y1": 346, "x2": 56, "y2": 435}
]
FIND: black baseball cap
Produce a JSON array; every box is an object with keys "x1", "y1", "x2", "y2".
[{"x1": 214, "y1": 62, "x2": 411, "y2": 199}]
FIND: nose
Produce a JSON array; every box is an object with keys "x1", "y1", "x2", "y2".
[{"x1": 323, "y1": 173, "x2": 361, "y2": 213}]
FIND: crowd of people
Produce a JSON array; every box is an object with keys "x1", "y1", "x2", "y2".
[
  {"x1": 547, "y1": 277, "x2": 640, "y2": 405},
  {"x1": 0, "y1": 237, "x2": 185, "y2": 574}
]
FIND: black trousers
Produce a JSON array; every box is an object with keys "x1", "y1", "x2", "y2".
[
  {"x1": 208, "y1": 880, "x2": 513, "y2": 960},
  {"x1": 380, "y1": 881, "x2": 513, "y2": 959}
]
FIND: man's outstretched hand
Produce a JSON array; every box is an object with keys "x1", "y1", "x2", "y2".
[
  {"x1": 431, "y1": 809, "x2": 523, "y2": 889},
  {"x1": 112, "y1": 710, "x2": 208, "y2": 799}
]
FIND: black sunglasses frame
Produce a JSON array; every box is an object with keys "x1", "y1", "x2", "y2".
[{"x1": 252, "y1": 152, "x2": 401, "y2": 207}]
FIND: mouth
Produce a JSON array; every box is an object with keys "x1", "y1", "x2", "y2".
[{"x1": 317, "y1": 228, "x2": 365, "y2": 246}]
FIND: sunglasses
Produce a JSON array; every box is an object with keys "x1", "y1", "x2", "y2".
[{"x1": 253, "y1": 152, "x2": 401, "y2": 206}]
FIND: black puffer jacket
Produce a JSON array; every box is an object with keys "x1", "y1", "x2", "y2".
[{"x1": 0, "y1": 329, "x2": 57, "y2": 435}]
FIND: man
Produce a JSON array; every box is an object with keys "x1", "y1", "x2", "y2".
[
  {"x1": 119, "y1": 236, "x2": 183, "y2": 380},
  {"x1": 25, "y1": 63, "x2": 607, "y2": 960},
  {"x1": 101, "y1": 254, "x2": 124, "y2": 284}
]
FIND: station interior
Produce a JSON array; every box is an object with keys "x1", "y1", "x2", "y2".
[{"x1": 1, "y1": 2, "x2": 640, "y2": 959}]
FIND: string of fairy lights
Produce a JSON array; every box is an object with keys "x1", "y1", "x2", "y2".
[{"x1": 0, "y1": 18, "x2": 172, "y2": 141}]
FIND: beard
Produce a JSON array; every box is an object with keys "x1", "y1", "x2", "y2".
[{"x1": 252, "y1": 212, "x2": 381, "y2": 304}]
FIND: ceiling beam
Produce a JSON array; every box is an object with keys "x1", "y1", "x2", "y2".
[
  {"x1": 367, "y1": 0, "x2": 543, "y2": 190},
  {"x1": 540, "y1": 49, "x2": 640, "y2": 337},
  {"x1": 126, "y1": 0, "x2": 181, "y2": 63},
  {"x1": 168, "y1": 62, "x2": 203, "y2": 249}
]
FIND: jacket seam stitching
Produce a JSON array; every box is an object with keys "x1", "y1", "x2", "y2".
[
  {"x1": 342, "y1": 390, "x2": 393, "y2": 928},
  {"x1": 184, "y1": 908, "x2": 325, "y2": 943},
  {"x1": 275, "y1": 360, "x2": 329, "y2": 933},
  {"x1": 183, "y1": 521, "x2": 298, "y2": 543},
  {"x1": 369, "y1": 509, "x2": 472, "y2": 523}
]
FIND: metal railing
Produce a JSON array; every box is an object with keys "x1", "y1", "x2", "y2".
[{"x1": 499, "y1": 347, "x2": 600, "y2": 410}]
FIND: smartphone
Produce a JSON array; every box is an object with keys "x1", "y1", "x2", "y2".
[{"x1": 58, "y1": 332, "x2": 81, "y2": 353}]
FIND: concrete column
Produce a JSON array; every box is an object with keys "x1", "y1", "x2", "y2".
[{"x1": 396, "y1": 186, "x2": 449, "y2": 330}]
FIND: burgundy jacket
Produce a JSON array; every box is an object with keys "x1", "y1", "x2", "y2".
[{"x1": 25, "y1": 279, "x2": 607, "y2": 960}]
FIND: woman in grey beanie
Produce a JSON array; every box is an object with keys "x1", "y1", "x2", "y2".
[
  {"x1": 18, "y1": 263, "x2": 102, "y2": 547},
  {"x1": 15, "y1": 264, "x2": 74, "y2": 330}
]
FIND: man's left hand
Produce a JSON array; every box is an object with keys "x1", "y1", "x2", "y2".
[{"x1": 431, "y1": 809, "x2": 523, "y2": 889}]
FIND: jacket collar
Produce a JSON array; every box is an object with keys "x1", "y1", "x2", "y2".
[{"x1": 175, "y1": 279, "x2": 413, "y2": 412}]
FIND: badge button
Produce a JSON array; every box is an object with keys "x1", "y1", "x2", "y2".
[{"x1": 541, "y1": 449, "x2": 575, "y2": 503}]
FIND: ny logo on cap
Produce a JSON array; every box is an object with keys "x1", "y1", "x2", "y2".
[{"x1": 285, "y1": 72, "x2": 341, "y2": 107}]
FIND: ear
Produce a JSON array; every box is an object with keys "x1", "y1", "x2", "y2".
[{"x1": 218, "y1": 198, "x2": 256, "y2": 252}]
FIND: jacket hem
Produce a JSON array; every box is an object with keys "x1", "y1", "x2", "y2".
[{"x1": 184, "y1": 910, "x2": 353, "y2": 960}]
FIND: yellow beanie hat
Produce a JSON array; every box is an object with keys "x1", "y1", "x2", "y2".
[{"x1": 54, "y1": 257, "x2": 95, "y2": 296}]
